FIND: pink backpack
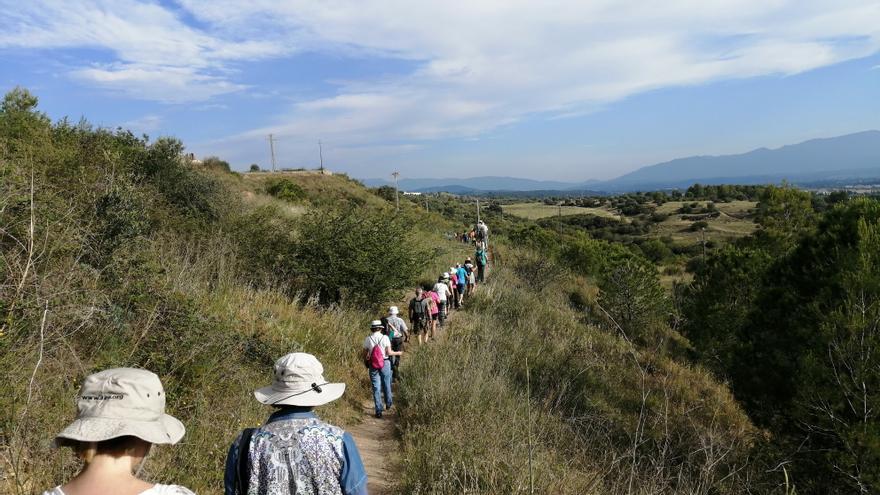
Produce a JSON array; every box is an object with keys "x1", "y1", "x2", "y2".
[{"x1": 369, "y1": 336, "x2": 385, "y2": 370}]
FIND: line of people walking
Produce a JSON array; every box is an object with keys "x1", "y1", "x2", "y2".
[{"x1": 362, "y1": 236, "x2": 489, "y2": 420}]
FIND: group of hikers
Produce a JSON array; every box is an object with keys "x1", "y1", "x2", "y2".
[
  {"x1": 362, "y1": 222, "x2": 490, "y2": 419},
  {"x1": 41, "y1": 222, "x2": 489, "y2": 495},
  {"x1": 452, "y1": 218, "x2": 489, "y2": 246}
]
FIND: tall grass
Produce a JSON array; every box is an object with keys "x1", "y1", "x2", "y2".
[{"x1": 397, "y1": 247, "x2": 756, "y2": 494}]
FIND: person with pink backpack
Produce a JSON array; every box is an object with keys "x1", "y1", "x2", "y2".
[{"x1": 363, "y1": 320, "x2": 402, "y2": 418}]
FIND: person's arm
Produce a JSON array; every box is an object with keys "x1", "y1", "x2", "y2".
[
  {"x1": 340, "y1": 432, "x2": 368, "y2": 495},
  {"x1": 223, "y1": 433, "x2": 242, "y2": 495},
  {"x1": 363, "y1": 339, "x2": 372, "y2": 361},
  {"x1": 385, "y1": 334, "x2": 402, "y2": 356}
]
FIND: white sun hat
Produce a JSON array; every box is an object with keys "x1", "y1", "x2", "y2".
[
  {"x1": 55, "y1": 368, "x2": 185, "y2": 446},
  {"x1": 254, "y1": 353, "x2": 346, "y2": 407},
  {"x1": 389, "y1": 306, "x2": 399, "y2": 315}
]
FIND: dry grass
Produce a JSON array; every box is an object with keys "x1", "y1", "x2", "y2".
[
  {"x1": 396, "y1": 248, "x2": 757, "y2": 494},
  {"x1": 654, "y1": 200, "x2": 756, "y2": 216},
  {"x1": 504, "y1": 203, "x2": 625, "y2": 221}
]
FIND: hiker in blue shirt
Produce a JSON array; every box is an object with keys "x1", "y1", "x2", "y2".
[
  {"x1": 224, "y1": 353, "x2": 368, "y2": 495},
  {"x1": 475, "y1": 247, "x2": 488, "y2": 283},
  {"x1": 455, "y1": 263, "x2": 468, "y2": 306}
]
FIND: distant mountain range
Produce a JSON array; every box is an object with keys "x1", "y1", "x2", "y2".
[
  {"x1": 363, "y1": 131, "x2": 880, "y2": 194},
  {"x1": 361, "y1": 130, "x2": 880, "y2": 193}
]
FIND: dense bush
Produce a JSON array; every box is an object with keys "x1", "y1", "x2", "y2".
[
  {"x1": 294, "y1": 206, "x2": 431, "y2": 308},
  {"x1": 265, "y1": 177, "x2": 306, "y2": 202}
]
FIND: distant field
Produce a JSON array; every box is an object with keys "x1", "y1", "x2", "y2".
[
  {"x1": 504, "y1": 202, "x2": 624, "y2": 220},
  {"x1": 652, "y1": 201, "x2": 758, "y2": 244},
  {"x1": 655, "y1": 200, "x2": 756, "y2": 217},
  {"x1": 505, "y1": 200, "x2": 758, "y2": 247}
]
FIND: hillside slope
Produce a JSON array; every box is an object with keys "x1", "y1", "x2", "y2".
[
  {"x1": 397, "y1": 247, "x2": 756, "y2": 494},
  {"x1": 0, "y1": 89, "x2": 470, "y2": 494}
]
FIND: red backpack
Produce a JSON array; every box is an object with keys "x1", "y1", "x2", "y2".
[{"x1": 368, "y1": 336, "x2": 385, "y2": 370}]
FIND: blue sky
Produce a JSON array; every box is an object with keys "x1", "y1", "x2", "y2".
[{"x1": 1, "y1": 1, "x2": 879, "y2": 181}]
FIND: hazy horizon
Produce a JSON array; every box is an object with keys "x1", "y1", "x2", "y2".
[{"x1": 2, "y1": 1, "x2": 879, "y2": 181}]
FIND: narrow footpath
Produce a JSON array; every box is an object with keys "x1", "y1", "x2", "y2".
[
  {"x1": 348, "y1": 248, "x2": 491, "y2": 494},
  {"x1": 348, "y1": 302, "x2": 476, "y2": 494},
  {"x1": 347, "y1": 401, "x2": 399, "y2": 495}
]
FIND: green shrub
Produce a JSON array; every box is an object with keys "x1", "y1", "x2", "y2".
[
  {"x1": 265, "y1": 178, "x2": 306, "y2": 202},
  {"x1": 294, "y1": 205, "x2": 431, "y2": 308},
  {"x1": 202, "y1": 155, "x2": 231, "y2": 173},
  {"x1": 689, "y1": 220, "x2": 709, "y2": 231}
]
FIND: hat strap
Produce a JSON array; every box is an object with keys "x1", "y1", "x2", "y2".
[{"x1": 271, "y1": 382, "x2": 330, "y2": 405}]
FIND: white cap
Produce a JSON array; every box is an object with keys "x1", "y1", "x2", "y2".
[
  {"x1": 389, "y1": 306, "x2": 399, "y2": 315},
  {"x1": 254, "y1": 353, "x2": 346, "y2": 407}
]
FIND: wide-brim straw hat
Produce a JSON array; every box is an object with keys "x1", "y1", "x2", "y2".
[
  {"x1": 254, "y1": 353, "x2": 345, "y2": 407},
  {"x1": 55, "y1": 368, "x2": 185, "y2": 446}
]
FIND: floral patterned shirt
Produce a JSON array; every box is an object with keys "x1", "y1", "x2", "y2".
[{"x1": 224, "y1": 409, "x2": 367, "y2": 495}]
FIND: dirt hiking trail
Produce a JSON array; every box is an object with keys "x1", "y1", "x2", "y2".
[
  {"x1": 347, "y1": 401, "x2": 400, "y2": 495},
  {"x1": 348, "y1": 258, "x2": 490, "y2": 494}
]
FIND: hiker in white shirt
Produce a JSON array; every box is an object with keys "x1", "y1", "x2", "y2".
[
  {"x1": 363, "y1": 320, "x2": 402, "y2": 418},
  {"x1": 434, "y1": 274, "x2": 451, "y2": 326},
  {"x1": 44, "y1": 368, "x2": 194, "y2": 495},
  {"x1": 385, "y1": 306, "x2": 409, "y2": 381}
]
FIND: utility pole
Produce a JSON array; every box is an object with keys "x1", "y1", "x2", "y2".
[
  {"x1": 700, "y1": 227, "x2": 707, "y2": 261},
  {"x1": 267, "y1": 134, "x2": 277, "y2": 173},
  {"x1": 318, "y1": 140, "x2": 324, "y2": 173},
  {"x1": 558, "y1": 203, "x2": 562, "y2": 236},
  {"x1": 425, "y1": 195, "x2": 429, "y2": 212},
  {"x1": 392, "y1": 171, "x2": 400, "y2": 212},
  {"x1": 476, "y1": 199, "x2": 481, "y2": 223}
]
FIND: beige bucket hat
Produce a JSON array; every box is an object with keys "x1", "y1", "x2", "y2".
[
  {"x1": 254, "y1": 353, "x2": 345, "y2": 407},
  {"x1": 55, "y1": 368, "x2": 185, "y2": 446}
]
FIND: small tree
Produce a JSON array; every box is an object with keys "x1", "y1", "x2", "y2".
[
  {"x1": 599, "y1": 256, "x2": 670, "y2": 346},
  {"x1": 374, "y1": 185, "x2": 397, "y2": 203},
  {"x1": 265, "y1": 178, "x2": 305, "y2": 202},
  {"x1": 294, "y1": 206, "x2": 431, "y2": 308},
  {"x1": 249, "y1": 164, "x2": 260, "y2": 172},
  {"x1": 202, "y1": 155, "x2": 231, "y2": 173}
]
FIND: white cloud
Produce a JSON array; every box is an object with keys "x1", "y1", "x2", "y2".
[
  {"x1": 0, "y1": 0, "x2": 284, "y2": 101},
  {"x1": 177, "y1": 0, "x2": 880, "y2": 154},
  {"x1": 2, "y1": 0, "x2": 879, "y2": 164}
]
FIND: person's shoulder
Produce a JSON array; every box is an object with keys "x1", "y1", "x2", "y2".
[
  {"x1": 41, "y1": 488, "x2": 63, "y2": 495},
  {"x1": 150, "y1": 485, "x2": 196, "y2": 495}
]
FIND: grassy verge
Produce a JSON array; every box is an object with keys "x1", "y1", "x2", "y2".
[{"x1": 396, "y1": 247, "x2": 756, "y2": 494}]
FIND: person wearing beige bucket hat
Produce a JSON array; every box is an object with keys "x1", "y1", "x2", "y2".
[
  {"x1": 43, "y1": 368, "x2": 194, "y2": 495},
  {"x1": 224, "y1": 352, "x2": 367, "y2": 495}
]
